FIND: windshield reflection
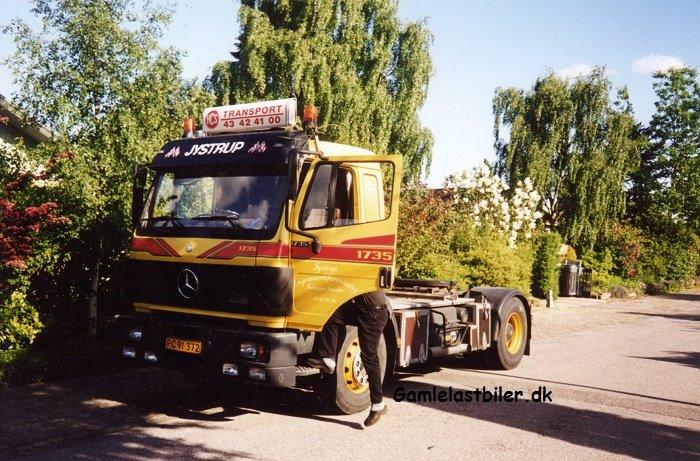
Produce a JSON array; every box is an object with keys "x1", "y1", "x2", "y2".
[{"x1": 140, "y1": 172, "x2": 286, "y2": 234}]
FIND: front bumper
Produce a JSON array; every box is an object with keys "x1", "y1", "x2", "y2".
[{"x1": 120, "y1": 312, "x2": 303, "y2": 387}]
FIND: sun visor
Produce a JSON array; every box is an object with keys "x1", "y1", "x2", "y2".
[{"x1": 151, "y1": 132, "x2": 306, "y2": 171}]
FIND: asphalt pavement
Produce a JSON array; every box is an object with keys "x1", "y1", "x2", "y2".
[{"x1": 3, "y1": 291, "x2": 699, "y2": 460}]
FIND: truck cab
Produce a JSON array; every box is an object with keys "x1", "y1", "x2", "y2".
[{"x1": 124, "y1": 98, "x2": 530, "y2": 414}]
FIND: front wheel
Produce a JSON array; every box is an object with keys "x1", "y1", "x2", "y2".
[
  {"x1": 487, "y1": 297, "x2": 528, "y2": 369},
  {"x1": 315, "y1": 325, "x2": 387, "y2": 414}
]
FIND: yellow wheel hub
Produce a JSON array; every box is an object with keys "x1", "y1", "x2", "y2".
[
  {"x1": 343, "y1": 337, "x2": 369, "y2": 394},
  {"x1": 505, "y1": 312, "x2": 524, "y2": 354}
]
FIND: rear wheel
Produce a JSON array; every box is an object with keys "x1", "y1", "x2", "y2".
[
  {"x1": 487, "y1": 297, "x2": 527, "y2": 369},
  {"x1": 315, "y1": 325, "x2": 387, "y2": 414}
]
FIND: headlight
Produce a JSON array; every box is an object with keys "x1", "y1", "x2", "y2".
[
  {"x1": 122, "y1": 346, "x2": 136, "y2": 358},
  {"x1": 222, "y1": 363, "x2": 239, "y2": 376},
  {"x1": 129, "y1": 327, "x2": 142, "y2": 341},
  {"x1": 240, "y1": 341, "x2": 257, "y2": 359}
]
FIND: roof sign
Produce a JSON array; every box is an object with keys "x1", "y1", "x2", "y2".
[{"x1": 202, "y1": 98, "x2": 297, "y2": 135}]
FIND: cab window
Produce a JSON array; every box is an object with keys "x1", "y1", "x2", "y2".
[
  {"x1": 332, "y1": 168, "x2": 355, "y2": 226},
  {"x1": 300, "y1": 162, "x2": 393, "y2": 230},
  {"x1": 301, "y1": 164, "x2": 332, "y2": 229}
]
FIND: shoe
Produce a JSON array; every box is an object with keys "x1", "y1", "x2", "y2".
[
  {"x1": 308, "y1": 357, "x2": 336, "y2": 374},
  {"x1": 363, "y1": 405, "x2": 388, "y2": 427}
]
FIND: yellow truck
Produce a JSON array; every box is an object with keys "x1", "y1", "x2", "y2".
[{"x1": 123, "y1": 98, "x2": 531, "y2": 414}]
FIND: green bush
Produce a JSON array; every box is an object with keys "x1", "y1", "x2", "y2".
[
  {"x1": 396, "y1": 184, "x2": 459, "y2": 281},
  {"x1": 628, "y1": 215, "x2": 700, "y2": 290},
  {"x1": 581, "y1": 248, "x2": 641, "y2": 294},
  {"x1": 396, "y1": 184, "x2": 534, "y2": 293},
  {"x1": 0, "y1": 283, "x2": 43, "y2": 350},
  {"x1": 448, "y1": 225, "x2": 533, "y2": 294},
  {"x1": 0, "y1": 348, "x2": 48, "y2": 385},
  {"x1": 581, "y1": 217, "x2": 698, "y2": 294},
  {"x1": 531, "y1": 232, "x2": 562, "y2": 299},
  {"x1": 641, "y1": 238, "x2": 699, "y2": 289},
  {"x1": 608, "y1": 222, "x2": 646, "y2": 279}
]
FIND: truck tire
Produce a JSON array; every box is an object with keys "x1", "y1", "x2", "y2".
[
  {"x1": 487, "y1": 297, "x2": 528, "y2": 369},
  {"x1": 316, "y1": 325, "x2": 387, "y2": 415}
]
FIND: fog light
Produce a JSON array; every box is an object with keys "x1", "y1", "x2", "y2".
[
  {"x1": 144, "y1": 351, "x2": 157, "y2": 363},
  {"x1": 240, "y1": 341, "x2": 257, "y2": 359},
  {"x1": 129, "y1": 327, "x2": 142, "y2": 341},
  {"x1": 249, "y1": 367, "x2": 265, "y2": 381},
  {"x1": 222, "y1": 363, "x2": 239, "y2": 376},
  {"x1": 122, "y1": 346, "x2": 136, "y2": 358}
]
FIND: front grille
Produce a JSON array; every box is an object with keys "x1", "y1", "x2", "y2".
[{"x1": 132, "y1": 260, "x2": 293, "y2": 316}]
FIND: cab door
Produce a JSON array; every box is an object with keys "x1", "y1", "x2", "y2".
[{"x1": 286, "y1": 155, "x2": 402, "y2": 331}]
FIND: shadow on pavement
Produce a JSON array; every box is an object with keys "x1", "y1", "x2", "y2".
[
  {"x1": 441, "y1": 361, "x2": 700, "y2": 407},
  {"x1": 1, "y1": 367, "x2": 362, "y2": 458},
  {"x1": 625, "y1": 311, "x2": 700, "y2": 322},
  {"x1": 631, "y1": 351, "x2": 700, "y2": 370},
  {"x1": 5, "y1": 359, "x2": 699, "y2": 459},
  {"x1": 655, "y1": 292, "x2": 700, "y2": 303},
  {"x1": 160, "y1": 380, "x2": 364, "y2": 430},
  {"x1": 390, "y1": 379, "x2": 700, "y2": 460},
  {"x1": 16, "y1": 421, "x2": 256, "y2": 461}
]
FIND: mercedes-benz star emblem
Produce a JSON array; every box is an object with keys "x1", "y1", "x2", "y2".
[{"x1": 177, "y1": 269, "x2": 199, "y2": 299}]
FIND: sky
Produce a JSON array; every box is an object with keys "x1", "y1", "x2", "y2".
[{"x1": 1, "y1": 0, "x2": 698, "y2": 186}]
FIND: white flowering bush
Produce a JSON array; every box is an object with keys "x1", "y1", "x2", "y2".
[
  {"x1": 0, "y1": 139, "x2": 59, "y2": 188},
  {"x1": 445, "y1": 162, "x2": 542, "y2": 248}
]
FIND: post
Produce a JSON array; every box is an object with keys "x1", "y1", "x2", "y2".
[
  {"x1": 546, "y1": 289, "x2": 554, "y2": 308},
  {"x1": 88, "y1": 241, "x2": 102, "y2": 337}
]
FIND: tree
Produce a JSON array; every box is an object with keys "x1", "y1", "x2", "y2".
[
  {"x1": 206, "y1": 0, "x2": 434, "y2": 181},
  {"x1": 0, "y1": 137, "x2": 69, "y2": 348},
  {"x1": 629, "y1": 67, "x2": 700, "y2": 234},
  {"x1": 4, "y1": 0, "x2": 213, "y2": 335},
  {"x1": 493, "y1": 68, "x2": 641, "y2": 251}
]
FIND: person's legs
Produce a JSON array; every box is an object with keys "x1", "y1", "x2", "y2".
[
  {"x1": 356, "y1": 300, "x2": 389, "y2": 406},
  {"x1": 310, "y1": 304, "x2": 352, "y2": 373},
  {"x1": 314, "y1": 307, "x2": 344, "y2": 359}
]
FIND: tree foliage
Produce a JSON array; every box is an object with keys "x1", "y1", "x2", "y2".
[
  {"x1": 493, "y1": 68, "x2": 642, "y2": 250},
  {"x1": 3, "y1": 0, "x2": 213, "y2": 335},
  {"x1": 0, "y1": 138, "x2": 69, "y2": 348},
  {"x1": 530, "y1": 232, "x2": 562, "y2": 299},
  {"x1": 206, "y1": 0, "x2": 434, "y2": 181},
  {"x1": 396, "y1": 183, "x2": 534, "y2": 294},
  {"x1": 628, "y1": 67, "x2": 700, "y2": 233}
]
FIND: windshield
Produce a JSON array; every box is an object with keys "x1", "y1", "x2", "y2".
[{"x1": 138, "y1": 171, "x2": 286, "y2": 238}]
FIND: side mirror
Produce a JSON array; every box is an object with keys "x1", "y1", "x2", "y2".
[
  {"x1": 284, "y1": 151, "x2": 322, "y2": 253},
  {"x1": 131, "y1": 164, "x2": 148, "y2": 228}
]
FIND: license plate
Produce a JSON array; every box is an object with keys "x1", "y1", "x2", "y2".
[{"x1": 165, "y1": 337, "x2": 202, "y2": 354}]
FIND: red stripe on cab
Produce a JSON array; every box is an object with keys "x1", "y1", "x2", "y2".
[
  {"x1": 155, "y1": 238, "x2": 180, "y2": 257},
  {"x1": 291, "y1": 245, "x2": 394, "y2": 264},
  {"x1": 257, "y1": 243, "x2": 289, "y2": 258},
  {"x1": 197, "y1": 241, "x2": 234, "y2": 259},
  {"x1": 130, "y1": 238, "x2": 172, "y2": 257}
]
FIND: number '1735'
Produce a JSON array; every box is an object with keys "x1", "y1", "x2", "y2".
[{"x1": 356, "y1": 250, "x2": 392, "y2": 262}]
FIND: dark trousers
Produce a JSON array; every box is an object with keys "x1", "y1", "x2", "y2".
[{"x1": 315, "y1": 291, "x2": 390, "y2": 405}]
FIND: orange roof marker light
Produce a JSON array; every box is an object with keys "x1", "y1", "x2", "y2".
[
  {"x1": 303, "y1": 104, "x2": 318, "y2": 129},
  {"x1": 182, "y1": 117, "x2": 195, "y2": 138}
]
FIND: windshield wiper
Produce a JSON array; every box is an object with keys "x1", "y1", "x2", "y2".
[
  {"x1": 143, "y1": 216, "x2": 183, "y2": 227},
  {"x1": 192, "y1": 213, "x2": 244, "y2": 229}
]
